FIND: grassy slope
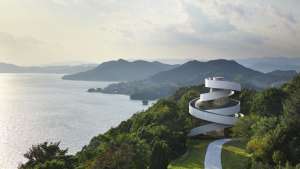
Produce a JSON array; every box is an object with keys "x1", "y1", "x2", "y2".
[
  {"x1": 222, "y1": 140, "x2": 251, "y2": 169},
  {"x1": 169, "y1": 139, "x2": 251, "y2": 169},
  {"x1": 168, "y1": 139, "x2": 212, "y2": 169}
]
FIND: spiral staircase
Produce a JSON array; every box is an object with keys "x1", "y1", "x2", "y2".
[{"x1": 188, "y1": 77, "x2": 241, "y2": 137}]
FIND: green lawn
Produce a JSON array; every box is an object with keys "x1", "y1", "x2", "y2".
[
  {"x1": 221, "y1": 140, "x2": 251, "y2": 169},
  {"x1": 168, "y1": 139, "x2": 212, "y2": 169},
  {"x1": 169, "y1": 139, "x2": 251, "y2": 169}
]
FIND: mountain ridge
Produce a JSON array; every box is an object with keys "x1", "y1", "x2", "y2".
[
  {"x1": 62, "y1": 59, "x2": 178, "y2": 81},
  {"x1": 0, "y1": 62, "x2": 96, "y2": 74},
  {"x1": 237, "y1": 57, "x2": 300, "y2": 73},
  {"x1": 149, "y1": 59, "x2": 263, "y2": 85},
  {"x1": 100, "y1": 59, "x2": 298, "y2": 100}
]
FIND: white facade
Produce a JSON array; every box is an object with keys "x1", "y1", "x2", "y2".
[{"x1": 188, "y1": 77, "x2": 241, "y2": 136}]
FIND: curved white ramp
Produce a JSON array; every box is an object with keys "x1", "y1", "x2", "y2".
[
  {"x1": 205, "y1": 139, "x2": 232, "y2": 169},
  {"x1": 188, "y1": 77, "x2": 241, "y2": 136}
]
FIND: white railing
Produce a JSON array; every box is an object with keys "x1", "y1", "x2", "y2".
[{"x1": 188, "y1": 77, "x2": 241, "y2": 136}]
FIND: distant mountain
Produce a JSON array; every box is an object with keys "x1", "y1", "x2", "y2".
[
  {"x1": 237, "y1": 57, "x2": 300, "y2": 73},
  {"x1": 62, "y1": 59, "x2": 177, "y2": 81},
  {"x1": 100, "y1": 59, "x2": 298, "y2": 100},
  {"x1": 148, "y1": 59, "x2": 297, "y2": 88},
  {"x1": 266, "y1": 70, "x2": 298, "y2": 78},
  {"x1": 0, "y1": 63, "x2": 96, "y2": 74},
  {"x1": 149, "y1": 60, "x2": 259, "y2": 85},
  {"x1": 265, "y1": 70, "x2": 298, "y2": 87}
]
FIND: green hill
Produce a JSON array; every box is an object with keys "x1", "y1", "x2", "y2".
[
  {"x1": 19, "y1": 75, "x2": 300, "y2": 169},
  {"x1": 168, "y1": 139, "x2": 251, "y2": 169},
  {"x1": 221, "y1": 140, "x2": 251, "y2": 169},
  {"x1": 168, "y1": 139, "x2": 211, "y2": 169}
]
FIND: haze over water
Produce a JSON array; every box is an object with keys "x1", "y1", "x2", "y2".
[{"x1": 0, "y1": 74, "x2": 153, "y2": 169}]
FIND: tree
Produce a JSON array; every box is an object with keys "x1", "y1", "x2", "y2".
[
  {"x1": 251, "y1": 88, "x2": 286, "y2": 116},
  {"x1": 91, "y1": 135, "x2": 150, "y2": 169},
  {"x1": 283, "y1": 87, "x2": 300, "y2": 117},
  {"x1": 92, "y1": 143, "x2": 135, "y2": 169},
  {"x1": 231, "y1": 115, "x2": 260, "y2": 140},
  {"x1": 149, "y1": 140, "x2": 170, "y2": 169},
  {"x1": 239, "y1": 89, "x2": 256, "y2": 115},
  {"x1": 19, "y1": 142, "x2": 76, "y2": 169}
]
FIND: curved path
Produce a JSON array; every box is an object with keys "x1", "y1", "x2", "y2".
[
  {"x1": 204, "y1": 139, "x2": 232, "y2": 169},
  {"x1": 188, "y1": 77, "x2": 241, "y2": 136}
]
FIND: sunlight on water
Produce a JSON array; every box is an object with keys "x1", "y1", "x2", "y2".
[{"x1": 0, "y1": 74, "x2": 154, "y2": 169}]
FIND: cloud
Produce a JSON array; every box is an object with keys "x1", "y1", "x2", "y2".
[
  {"x1": 183, "y1": 1, "x2": 236, "y2": 34},
  {"x1": 0, "y1": 0, "x2": 299, "y2": 65},
  {"x1": 145, "y1": 1, "x2": 266, "y2": 50},
  {"x1": 0, "y1": 32, "x2": 64, "y2": 65},
  {"x1": 148, "y1": 0, "x2": 300, "y2": 59}
]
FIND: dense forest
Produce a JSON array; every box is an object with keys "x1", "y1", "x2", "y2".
[
  {"x1": 232, "y1": 75, "x2": 300, "y2": 169},
  {"x1": 19, "y1": 75, "x2": 300, "y2": 169}
]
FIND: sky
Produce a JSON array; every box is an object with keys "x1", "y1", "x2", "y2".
[{"x1": 0, "y1": 0, "x2": 299, "y2": 66}]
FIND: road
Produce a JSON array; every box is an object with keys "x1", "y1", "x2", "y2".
[{"x1": 204, "y1": 139, "x2": 232, "y2": 169}]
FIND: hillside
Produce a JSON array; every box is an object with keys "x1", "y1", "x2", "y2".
[
  {"x1": 0, "y1": 63, "x2": 96, "y2": 74},
  {"x1": 168, "y1": 139, "x2": 250, "y2": 169},
  {"x1": 100, "y1": 59, "x2": 297, "y2": 100},
  {"x1": 19, "y1": 75, "x2": 300, "y2": 169},
  {"x1": 62, "y1": 59, "x2": 177, "y2": 81}
]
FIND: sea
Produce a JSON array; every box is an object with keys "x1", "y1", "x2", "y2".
[{"x1": 0, "y1": 74, "x2": 154, "y2": 169}]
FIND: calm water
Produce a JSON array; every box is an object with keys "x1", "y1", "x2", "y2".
[{"x1": 0, "y1": 74, "x2": 153, "y2": 169}]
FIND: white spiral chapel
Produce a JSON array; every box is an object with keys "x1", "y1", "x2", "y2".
[{"x1": 188, "y1": 77, "x2": 241, "y2": 136}]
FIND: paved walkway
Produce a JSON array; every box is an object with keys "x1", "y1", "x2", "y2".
[{"x1": 204, "y1": 139, "x2": 232, "y2": 169}]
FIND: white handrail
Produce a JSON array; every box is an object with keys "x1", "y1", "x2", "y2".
[{"x1": 188, "y1": 77, "x2": 241, "y2": 136}]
